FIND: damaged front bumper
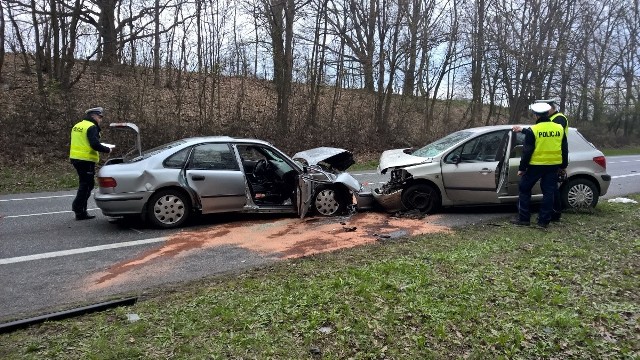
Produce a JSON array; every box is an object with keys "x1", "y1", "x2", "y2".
[{"x1": 372, "y1": 168, "x2": 413, "y2": 212}]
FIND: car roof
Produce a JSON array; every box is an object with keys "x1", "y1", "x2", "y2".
[
  {"x1": 464, "y1": 124, "x2": 577, "y2": 133},
  {"x1": 179, "y1": 136, "x2": 273, "y2": 146}
]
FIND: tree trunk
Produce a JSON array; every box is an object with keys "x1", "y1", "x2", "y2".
[{"x1": 0, "y1": 1, "x2": 5, "y2": 82}]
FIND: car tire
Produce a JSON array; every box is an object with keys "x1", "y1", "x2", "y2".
[
  {"x1": 401, "y1": 184, "x2": 441, "y2": 213},
  {"x1": 561, "y1": 178, "x2": 599, "y2": 209},
  {"x1": 147, "y1": 189, "x2": 190, "y2": 228},
  {"x1": 313, "y1": 186, "x2": 348, "y2": 216}
]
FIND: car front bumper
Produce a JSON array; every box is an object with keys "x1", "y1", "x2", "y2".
[{"x1": 372, "y1": 188, "x2": 403, "y2": 212}]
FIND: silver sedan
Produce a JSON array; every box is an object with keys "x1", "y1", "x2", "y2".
[{"x1": 95, "y1": 124, "x2": 366, "y2": 228}]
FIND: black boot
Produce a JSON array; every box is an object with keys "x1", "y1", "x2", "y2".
[{"x1": 76, "y1": 212, "x2": 96, "y2": 220}]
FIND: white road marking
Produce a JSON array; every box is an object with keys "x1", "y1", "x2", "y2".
[
  {"x1": 0, "y1": 237, "x2": 166, "y2": 265},
  {"x1": 608, "y1": 159, "x2": 640, "y2": 164},
  {"x1": 611, "y1": 173, "x2": 640, "y2": 179},
  {"x1": 0, "y1": 194, "x2": 74, "y2": 202},
  {"x1": 3, "y1": 208, "x2": 100, "y2": 218}
]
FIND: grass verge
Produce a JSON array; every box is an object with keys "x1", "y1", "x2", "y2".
[
  {"x1": 1, "y1": 195, "x2": 639, "y2": 359},
  {"x1": 601, "y1": 147, "x2": 640, "y2": 156},
  {"x1": 0, "y1": 160, "x2": 77, "y2": 195}
]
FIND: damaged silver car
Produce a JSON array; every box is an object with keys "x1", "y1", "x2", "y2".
[
  {"x1": 95, "y1": 123, "x2": 366, "y2": 228},
  {"x1": 373, "y1": 125, "x2": 611, "y2": 213}
]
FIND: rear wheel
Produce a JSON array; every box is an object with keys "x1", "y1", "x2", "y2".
[
  {"x1": 313, "y1": 186, "x2": 348, "y2": 216},
  {"x1": 147, "y1": 189, "x2": 190, "y2": 228},
  {"x1": 401, "y1": 184, "x2": 441, "y2": 213},
  {"x1": 561, "y1": 178, "x2": 599, "y2": 209}
]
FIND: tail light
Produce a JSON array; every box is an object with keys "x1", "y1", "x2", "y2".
[
  {"x1": 593, "y1": 156, "x2": 606, "y2": 169},
  {"x1": 98, "y1": 177, "x2": 117, "y2": 188}
]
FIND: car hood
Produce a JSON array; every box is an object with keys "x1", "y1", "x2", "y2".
[
  {"x1": 292, "y1": 147, "x2": 355, "y2": 171},
  {"x1": 378, "y1": 148, "x2": 432, "y2": 173}
]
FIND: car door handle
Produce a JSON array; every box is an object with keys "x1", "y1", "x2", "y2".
[
  {"x1": 192, "y1": 175, "x2": 205, "y2": 181},
  {"x1": 479, "y1": 168, "x2": 493, "y2": 174}
]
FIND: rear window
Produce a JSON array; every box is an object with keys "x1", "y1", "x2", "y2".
[
  {"x1": 128, "y1": 140, "x2": 188, "y2": 163},
  {"x1": 569, "y1": 130, "x2": 598, "y2": 152}
]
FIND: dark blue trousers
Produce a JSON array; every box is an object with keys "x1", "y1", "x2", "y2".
[
  {"x1": 517, "y1": 165, "x2": 559, "y2": 225},
  {"x1": 553, "y1": 185, "x2": 562, "y2": 220},
  {"x1": 71, "y1": 159, "x2": 96, "y2": 215}
]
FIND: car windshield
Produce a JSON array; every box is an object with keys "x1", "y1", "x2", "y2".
[
  {"x1": 411, "y1": 130, "x2": 474, "y2": 157},
  {"x1": 128, "y1": 140, "x2": 188, "y2": 162}
]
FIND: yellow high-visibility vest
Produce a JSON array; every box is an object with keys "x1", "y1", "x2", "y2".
[
  {"x1": 530, "y1": 121, "x2": 564, "y2": 165},
  {"x1": 69, "y1": 120, "x2": 99, "y2": 162},
  {"x1": 550, "y1": 112, "x2": 569, "y2": 133}
]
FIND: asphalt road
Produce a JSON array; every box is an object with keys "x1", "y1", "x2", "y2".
[{"x1": 1, "y1": 155, "x2": 639, "y2": 323}]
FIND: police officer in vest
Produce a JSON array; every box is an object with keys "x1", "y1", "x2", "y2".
[
  {"x1": 511, "y1": 102, "x2": 568, "y2": 228},
  {"x1": 535, "y1": 99, "x2": 568, "y2": 221},
  {"x1": 69, "y1": 107, "x2": 112, "y2": 220}
]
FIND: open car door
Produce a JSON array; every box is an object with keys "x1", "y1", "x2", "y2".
[
  {"x1": 296, "y1": 170, "x2": 314, "y2": 218},
  {"x1": 495, "y1": 130, "x2": 514, "y2": 196}
]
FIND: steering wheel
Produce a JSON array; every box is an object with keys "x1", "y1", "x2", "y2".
[{"x1": 254, "y1": 159, "x2": 270, "y2": 176}]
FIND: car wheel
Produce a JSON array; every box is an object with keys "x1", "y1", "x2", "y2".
[
  {"x1": 313, "y1": 186, "x2": 347, "y2": 216},
  {"x1": 562, "y1": 178, "x2": 599, "y2": 209},
  {"x1": 401, "y1": 184, "x2": 441, "y2": 213},
  {"x1": 147, "y1": 189, "x2": 190, "y2": 228}
]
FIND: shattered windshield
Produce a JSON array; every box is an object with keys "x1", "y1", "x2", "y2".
[
  {"x1": 128, "y1": 140, "x2": 188, "y2": 162},
  {"x1": 411, "y1": 130, "x2": 474, "y2": 158}
]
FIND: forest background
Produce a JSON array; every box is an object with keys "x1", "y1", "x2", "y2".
[{"x1": 0, "y1": 0, "x2": 638, "y2": 166}]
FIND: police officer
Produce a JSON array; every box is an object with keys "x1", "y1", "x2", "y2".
[
  {"x1": 513, "y1": 98, "x2": 569, "y2": 221},
  {"x1": 511, "y1": 102, "x2": 568, "y2": 228},
  {"x1": 535, "y1": 99, "x2": 568, "y2": 221},
  {"x1": 69, "y1": 107, "x2": 112, "y2": 220}
]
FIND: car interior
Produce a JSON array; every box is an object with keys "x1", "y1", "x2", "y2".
[{"x1": 236, "y1": 145, "x2": 298, "y2": 205}]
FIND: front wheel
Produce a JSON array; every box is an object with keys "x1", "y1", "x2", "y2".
[
  {"x1": 147, "y1": 189, "x2": 191, "y2": 228},
  {"x1": 401, "y1": 184, "x2": 441, "y2": 213},
  {"x1": 313, "y1": 186, "x2": 349, "y2": 216},
  {"x1": 561, "y1": 178, "x2": 599, "y2": 209}
]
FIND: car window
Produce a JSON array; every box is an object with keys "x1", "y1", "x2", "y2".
[
  {"x1": 237, "y1": 146, "x2": 266, "y2": 161},
  {"x1": 129, "y1": 139, "x2": 187, "y2": 162},
  {"x1": 189, "y1": 143, "x2": 239, "y2": 171},
  {"x1": 445, "y1": 131, "x2": 507, "y2": 163},
  {"x1": 163, "y1": 147, "x2": 192, "y2": 168},
  {"x1": 412, "y1": 130, "x2": 474, "y2": 158}
]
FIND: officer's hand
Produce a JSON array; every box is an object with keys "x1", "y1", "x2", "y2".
[
  {"x1": 557, "y1": 168, "x2": 567, "y2": 182},
  {"x1": 517, "y1": 170, "x2": 525, "y2": 176},
  {"x1": 512, "y1": 126, "x2": 522, "y2": 133}
]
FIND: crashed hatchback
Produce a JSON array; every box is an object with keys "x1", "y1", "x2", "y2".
[
  {"x1": 95, "y1": 123, "x2": 366, "y2": 228},
  {"x1": 373, "y1": 125, "x2": 611, "y2": 213}
]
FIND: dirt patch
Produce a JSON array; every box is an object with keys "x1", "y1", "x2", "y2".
[{"x1": 83, "y1": 212, "x2": 450, "y2": 290}]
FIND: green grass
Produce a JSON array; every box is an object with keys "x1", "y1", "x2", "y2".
[
  {"x1": 1, "y1": 195, "x2": 638, "y2": 359},
  {"x1": 601, "y1": 147, "x2": 640, "y2": 156},
  {"x1": 0, "y1": 160, "x2": 77, "y2": 195},
  {"x1": 350, "y1": 158, "x2": 379, "y2": 171}
]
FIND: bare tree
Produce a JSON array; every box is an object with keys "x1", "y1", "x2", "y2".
[
  {"x1": 327, "y1": 0, "x2": 378, "y2": 92},
  {"x1": 0, "y1": 0, "x2": 5, "y2": 82},
  {"x1": 469, "y1": 0, "x2": 485, "y2": 123},
  {"x1": 261, "y1": 0, "x2": 297, "y2": 133}
]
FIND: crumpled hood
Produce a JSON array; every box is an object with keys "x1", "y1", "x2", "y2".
[
  {"x1": 378, "y1": 148, "x2": 431, "y2": 173},
  {"x1": 292, "y1": 147, "x2": 355, "y2": 171}
]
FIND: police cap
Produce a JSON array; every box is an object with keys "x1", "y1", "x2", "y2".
[
  {"x1": 85, "y1": 107, "x2": 104, "y2": 116},
  {"x1": 535, "y1": 99, "x2": 559, "y2": 108},
  {"x1": 529, "y1": 102, "x2": 552, "y2": 115}
]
